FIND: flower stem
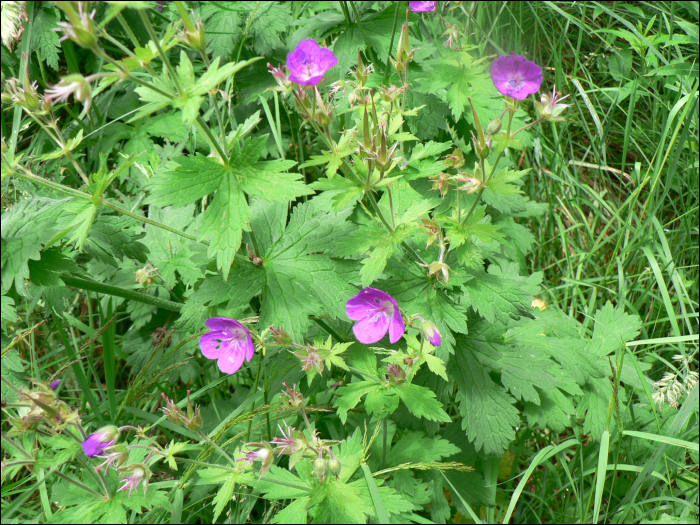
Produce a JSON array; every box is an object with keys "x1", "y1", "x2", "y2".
[
  {"x1": 100, "y1": 198, "x2": 199, "y2": 242},
  {"x1": 196, "y1": 431, "x2": 237, "y2": 467},
  {"x1": 247, "y1": 357, "x2": 264, "y2": 441},
  {"x1": 139, "y1": 10, "x2": 182, "y2": 94},
  {"x1": 61, "y1": 275, "x2": 183, "y2": 311}
]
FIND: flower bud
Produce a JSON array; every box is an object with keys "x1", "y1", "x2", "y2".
[
  {"x1": 181, "y1": 17, "x2": 207, "y2": 52},
  {"x1": 327, "y1": 458, "x2": 342, "y2": 478},
  {"x1": 282, "y1": 382, "x2": 306, "y2": 410},
  {"x1": 82, "y1": 425, "x2": 120, "y2": 458},
  {"x1": 486, "y1": 119, "x2": 502, "y2": 135},
  {"x1": 269, "y1": 325, "x2": 292, "y2": 346},
  {"x1": 313, "y1": 456, "x2": 328, "y2": 480},
  {"x1": 55, "y1": 3, "x2": 98, "y2": 49},
  {"x1": 419, "y1": 320, "x2": 441, "y2": 347}
]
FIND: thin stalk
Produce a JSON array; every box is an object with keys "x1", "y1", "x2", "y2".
[
  {"x1": 100, "y1": 198, "x2": 199, "y2": 242},
  {"x1": 196, "y1": 431, "x2": 237, "y2": 467},
  {"x1": 138, "y1": 10, "x2": 182, "y2": 94},
  {"x1": 246, "y1": 357, "x2": 264, "y2": 441},
  {"x1": 195, "y1": 115, "x2": 228, "y2": 163},
  {"x1": 384, "y1": 2, "x2": 401, "y2": 83},
  {"x1": 61, "y1": 275, "x2": 183, "y2": 311},
  {"x1": 511, "y1": 116, "x2": 544, "y2": 137},
  {"x1": 14, "y1": 169, "x2": 92, "y2": 200},
  {"x1": 382, "y1": 418, "x2": 388, "y2": 467},
  {"x1": 115, "y1": 13, "x2": 142, "y2": 49}
]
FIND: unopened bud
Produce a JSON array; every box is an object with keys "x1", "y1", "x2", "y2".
[
  {"x1": 313, "y1": 457, "x2": 328, "y2": 480},
  {"x1": 327, "y1": 458, "x2": 342, "y2": 478},
  {"x1": 419, "y1": 320, "x2": 441, "y2": 347},
  {"x1": 486, "y1": 119, "x2": 502, "y2": 135}
]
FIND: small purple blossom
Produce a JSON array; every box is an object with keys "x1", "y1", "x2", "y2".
[
  {"x1": 346, "y1": 288, "x2": 405, "y2": 344},
  {"x1": 287, "y1": 39, "x2": 338, "y2": 86},
  {"x1": 490, "y1": 55, "x2": 542, "y2": 100},
  {"x1": 410, "y1": 1, "x2": 438, "y2": 12},
  {"x1": 237, "y1": 443, "x2": 274, "y2": 477},
  {"x1": 81, "y1": 425, "x2": 119, "y2": 458},
  {"x1": 420, "y1": 320, "x2": 441, "y2": 346},
  {"x1": 200, "y1": 317, "x2": 255, "y2": 374},
  {"x1": 49, "y1": 379, "x2": 62, "y2": 390}
]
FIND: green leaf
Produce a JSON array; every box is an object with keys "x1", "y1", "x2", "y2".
[
  {"x1": 147, "y1": 154, "x2": 224, "y2": 207},
  {"x1": 334, "y1": 381, "x2": 378, "y2": 424},
  {"x1": 1, "y1": 197, "x2": 65, "y2": 293},
  {"x1": 387, "y1": 431, "x2": 461, "y2": 465},
  {"x1": 308, "y1": 477, "x2": 367, "y2": 524},
  {"x1": 423, "y1": 353, "x2": 448, "y2": 381},
  {"x1": 202, "y1": 3, "x2": 243, "y2": 58},
  {"x1": 31, "y1": 8, "x2": 61, "y2": 70},
  {"x1": 393, "y1": 382, "x2": 452, "y2": 422},
  {"x1": 257, "y1": 465, "x2": 311, "y2": 499},
  {"x1": 248, "y1": 1, "x2": 292, "y2": 55},
  {"x1": 486, "y1": 167, "x2": 530, "y2": 195},
  {"x1": 450, "y1": 341, "x2": 520, "y2": 455},
  {"x1": 143, "y1": 205, "x2": 204, "y2": 289},
  {"x1": 524, "y1": 388, "x2": 576, "y2": 434},
  {"x1": 590, "y1": 301, "x2": 642, "y2": 356},
  {"x1": 462, "y1": 267, "x2": 534, "y2": 325},
  {"x1": 212, "y1": 472, "x2": 238, "y2": 522},
  {"x1": 84, "y1": 214, "x2": 150, "y2": 267},
  {"x1": 198, "y1": 173, "x2": 248, "y2": 279},
  {"x1": 253, "y1": 201, "x2": 358, "y2": 341},
  {"x1": 271, "y1": 496, "x2": 309, "y2": 524}
]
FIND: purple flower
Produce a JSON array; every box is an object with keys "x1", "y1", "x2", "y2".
[
  {"x1": 346, "y1": 288, "x2": 405, "y2": 344},
  {"x1": 490, "y1": 55, "x2": 542, "y2": 100},
  {"x1": 49, "y1": 379, "x2": 62, "y2": 390},
  {"x1": 410, "y1": 1, "x2": 438, "y2": 12},
  {"x1": 82, "y1": 425, "x2": 119, "y2": 458},
  {"x1": 200, "y1": 317, "x2": 255, "y2": 374},
  {"x1": 287, "y1": 39, "x2": 338, "y2": 86}
]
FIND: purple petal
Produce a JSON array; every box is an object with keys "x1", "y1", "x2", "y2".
[
  {"x1": 429, "y1": 327, "x2": 441, "y2": 346},
  {"x1": 346, "y1": 287, "x2": 392, "y2": 320},
  {"x1": 409, "y1": 1, "x2": 437, "y2": 12},
  {"x1": 49, "y1": 379, "x2": 62, "y2": 390},
  {"x1": 241, "y1": 326, "x2": 255, "y2": 361},
  {"x1": 388, "y1": 306, "x2": 405, "y2": 344},
  {"x1": 82, "y1": 433, "x2": 111, "y2": 458},
  {"x1": 205, "y1": 317, "x2": 242, "y2": 332},
  {"x1": 352, "y1": 314, "x2": 390, "y2": 344},
  {"x1": 200, "y1": 331, "x2": 229, "y2": 359},
  {"x1": 217, "y1": 348, "x2": 246, "y2": 374},
  {"x1": 286, "y1": 39, "x2": 338, "y2": 86},
  {"x1": 490, "y1": 54, "x2": 542, "y2": 100}
]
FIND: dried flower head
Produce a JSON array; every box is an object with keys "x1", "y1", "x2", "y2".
[{"x1": 46, "y1": 74, "x2": 92, "y2": 110}]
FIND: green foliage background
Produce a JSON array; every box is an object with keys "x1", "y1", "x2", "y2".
[{"x1": 1, "y1": 1, "x2": 698, "y2": 524}]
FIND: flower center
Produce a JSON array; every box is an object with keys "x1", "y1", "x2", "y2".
[{"x1": 508, "y1": 74, "x2": 523, "y2": 91}]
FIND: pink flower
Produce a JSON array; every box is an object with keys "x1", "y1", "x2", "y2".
[
  {"x1": 346, "y1": 288, "x2": 405, "y2": 344},
  {"x1": 286, "y1": 40, "x2": 338, "y2": 86},
  {"x1": 200, "y1": 318, "x2": 255, "y2": 374},
  {"x1": 117, "y1": 464, "x2": 149, "y2": 497},
  {"x1": 410, "y1": 1, "x2": 438, "y2": 12},
  {"x1": 490, "y1": 55, "x2": 542, "y2": 100}
]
